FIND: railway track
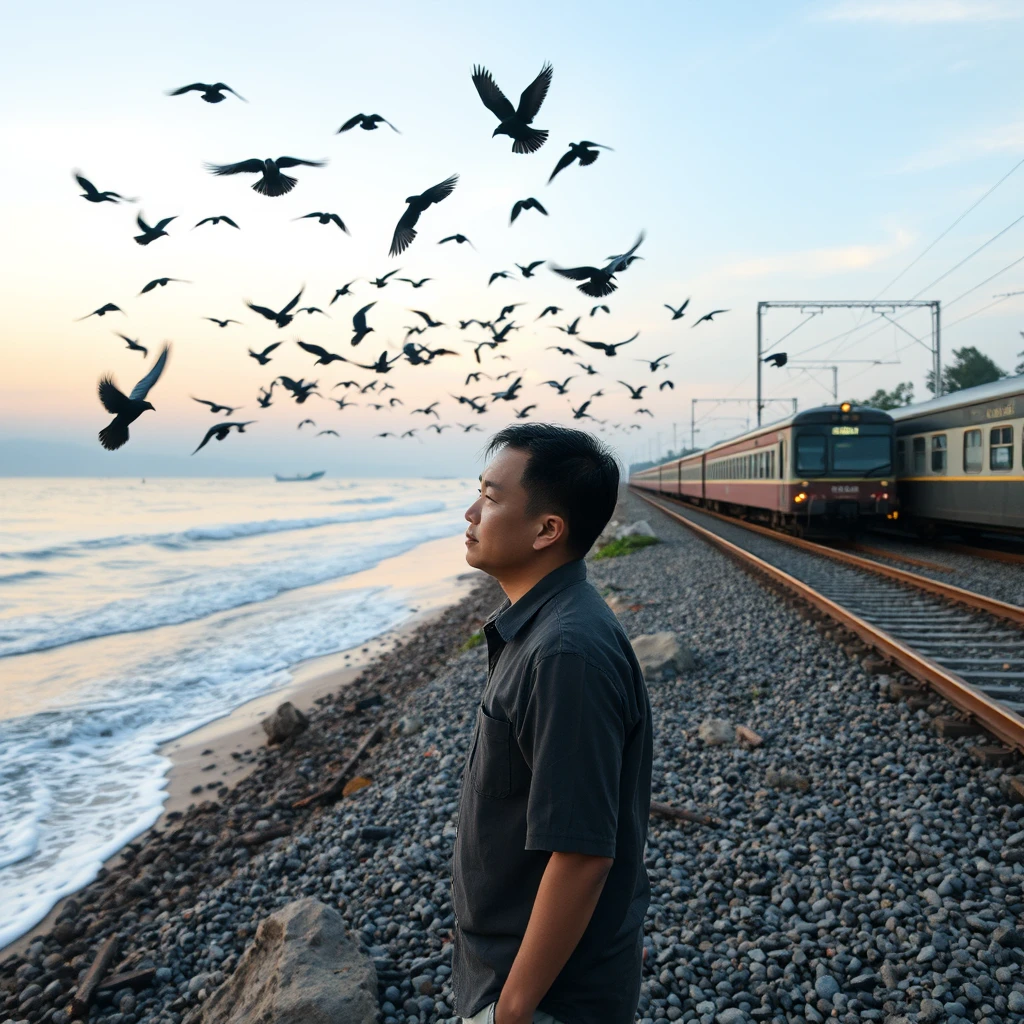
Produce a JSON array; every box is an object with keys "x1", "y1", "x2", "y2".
[{"x1": 632, "y1": 490, "x2": 1024, "y2": 758}]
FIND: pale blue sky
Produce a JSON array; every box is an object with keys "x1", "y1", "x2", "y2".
[{"x1": 2, "y1": 0, "x2": 1023, "y2": 475}]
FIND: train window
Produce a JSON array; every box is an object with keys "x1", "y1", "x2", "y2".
[
  {"x1": 795, "y1": 435, "x2": 826, "y2": 474},
  {"x1": 990, "y1": 426, "x2": 1013, "y2": 470},
  {"x1": 930, "y1": 435, "x2": 947, "y2": 473},
  {"x1": 896, "y1": 440, "x2": 906, "y2": 474},
  {"x1": 963, "y1": 429, "x2": 982, "y2": 473},
  {"x1": 912, "y1": 437, "x2": 926, "y2": 473},
  {"x1": 780, "y1": 440, "x2": 786, "y2": 478}
]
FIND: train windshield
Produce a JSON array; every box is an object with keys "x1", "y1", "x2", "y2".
[{"x1": 831, "y1": 431, "x2": 892, "y2": 474}]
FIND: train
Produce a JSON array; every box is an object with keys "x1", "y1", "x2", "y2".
[{"x1": 630, "y1": 402, "x2": 898, "y2": 536}]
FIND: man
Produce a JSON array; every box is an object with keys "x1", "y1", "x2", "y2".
[{"x1": 452, "y1": 423, "x2": 654, "y2": 1024}]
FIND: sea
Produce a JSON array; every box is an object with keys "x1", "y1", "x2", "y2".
[{"x1": 0, "y1": 476, "x2": 474, "y2": 951}]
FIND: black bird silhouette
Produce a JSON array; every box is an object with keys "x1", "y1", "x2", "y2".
[
  {"x1": 548, "y1": 141, "x2": 613, "y2": 183},
  {"x1": 763, "y1": 352, "x2": 788, "y2": 368},
  {"x1": 571, "y1": 400, "x2": 594, "y2": 420},
  {"x1": 547, "y1": 345, "x2": 576, "y2": 356},
  {"x1": 169, "y1": 82, "x2": 246, "y2": 103},
  {"x1": 490, "y1": 322, "x2": 519, "y2": 342},
  {"x1": 460, "y1": 318, "x2": 491, "y2": 330},
  {"x1": 134, "y1": 212, "x2": 176, "y2": 246},
  {"x1": 139, "y1": 277, "x2": 190, "y2": 296},
  {"x1": 580, "y1": 331, "x2": 639, "y2": 356},
  {"x1": 635, "y1": 353, "x2": 671, "y2": 371},
  {"x1": 536, "y1": 306, "x2": 562, "y2": 320},
  {"x1": 398, "y1": 277, "x2": 432, "y2": 288},
  {"x1": 330, "y1": 281, "x2": 358, "y2": 304},
  {"x1": 115, "y1": 333, "x2": 147, "y2": 357},
  {"x1": 331, "y1": 396, "x2": 357, "y2": 409},
  {"x1": 491, "y1": 377, "x2": 523, "y2": 401},
  {"x1": 665, "y1": 298, "x2": 690, "y2": 320},
  {"x1": 257, "y1": 383, "x2": 276, "y2": 408},
  {"x1": 295, "y1": 211, "x2": 349, "y2": 233},
  {"x1": 370, "y1": 269, "x2": 401, "y2": 288},
  {"x1": 553, "y1": 317, "x2": 581, "y2": 335},
  {"x1": 550, "y1": 231, "x2": 645, "y2": 297},
  {"x1": 333, "y1": 380, "x2": 360, "y2": 390},
  {"x1": 401, "y1": 429, "x2": 418, "y2": 438},
  {"x1": 471, "y1": 62, "x2": 552, "y2": 153},
  {"x1": 277, "y1": 376, "x2": 320, "y2": 403},
  {"x1": 514, "y1": 405, "x2": 536, "y2": 419},
  {"x1": 692, "y1": 309, "x2": 730, "y2": 327},
  {"x1": 465, "y1": 371, "x2": 491, "y2": 385},
  {"x1": 377, "y1": 431, "x2": 396, "y2": 437},
  {"x1": 317, "y1": 429, "x2": 340, "y2": 437},
  {"x1": 368, "y1": 403, "x2": 385, "y2": 411},
  {"x1": 473, "y1": 340, "x2": 500, "y2": 364},
  {"x1": 247, "y1": 286, "x2": 304, "y2": 329},
  {"x1": 590, "y1": 304, "x2": 610, "y2": 316},
  {"x1": 360, "y1": 380, "x2": 379, "y2": 393},
  {"x1": 337, "y1": 113, "x2": 400, "y2": 133},
  {"x1": 617, "y1": 381, "x2": 647, "y2": 400},
  {"x1": 74, "y1": 171, "x2": 136, "y2": 204},
  {"x1": 97, "y1": 343, "x2": 169, "y2": 450},
  {"x1": 495, "y1": 303, "x2": 523, "y2": 322},
  {"x1": 297, "y1": 341, "x2": 346, "y2": 365},
  {"x1": 590, "y1": 389, "x2": 606, "y2": 398},
  {"x1": 659, "y1": 380, "x2": 675, "y2": 390},
  {"x1": 205, "y1": 317, "x2": 242, "y2": 328},
  {"x1": 194, "y1": 215, "x2": 239, "y2": 229},
  {"x1": 389, "y1": 397, "x2": 404, "y2": 407},
  {"x1": 296, "y1": 306, "x2": 329, "y2": 317},
  {"x1": 438, "y1": 234, "x2": 476, "y2": 249},
  {"x1": 575, "y1": 362, "x2": 598, "y2": 375},
  {"x1": 410, "y1": 309, "x2": 445, "y2": 328},
  {"x1": 634, "y1": 408, "x2": 654, "y2": 417},
  {"x1": 488, "y1": 270, "x2": 511, "y2": 285},
  {"x1": 192, "y1": 421, "x2": 254, "y2": 454},
  {"x1": 516, "y1": 260, "x2": 545, "y2": 277},
  {"x1": 204, "y1": 156, "x2": 327, "y2": 197},
  {"x1": 427, "y1": 423, "x2": 451, "y2": 433},
  {"x1": 457, "y1": 422, "x2": 483, "y2": 432},
  {"x1": 343, "y1": 350, "x2": 402, "y2": 373},
  {"x1": 76, "y1": 303, "x2": 124, "y2": 321},
  {"x1": 541, "y1": 376, "x2": 575, "y2": 395},
  {"x1": 390, "y1": 173, "x2": 459, "y2": 257},
  {"x1": 412, "y1": 402, "x2": 441, "y2": 419},
  {"x1": 351, "y1": 301, "x2": 377, "y2": 346},
  {"x1": 510, "y1": 197, "x2": 547, "y2": 224},
  {"x1": 404, "y1": 325, "x2": 427, "y2": 340},
  {"x1": 192, "y1": 397, "x2": 242, "y2": 415}
]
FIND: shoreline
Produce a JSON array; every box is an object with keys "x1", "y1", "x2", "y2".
[{"x1": 1, "y1": 531, "x2": 478, "y2": 961}]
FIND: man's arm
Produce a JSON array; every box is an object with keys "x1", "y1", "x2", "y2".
[{"x1": 495, "y1": 850, "x2": 614, "y2": 1024}]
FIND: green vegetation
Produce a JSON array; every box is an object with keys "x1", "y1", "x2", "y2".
[
  {"x1": 926, "y1": 345, "x2": 1006, "y2": 395},
  {"x1": 593, "y1": 534, "x2": 660, "y2": 560},
  {"x1": 458, "y1": 630, "x2": 484, "y2": 652},
  {"x1": 856, "y1": 381, "x2": 915, "y2": 410}
]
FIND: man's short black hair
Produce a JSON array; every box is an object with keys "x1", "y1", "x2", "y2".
[{"x1": 485, "y1": 423, "x2": 620, "y2": 558}]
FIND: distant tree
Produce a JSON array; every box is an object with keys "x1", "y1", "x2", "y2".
[
  {"x1": 1015, "y1": 343, "x2": 1024, "y2": 376},
  {"x1": 856, "y1": 382, "x2": 915, "y2": 410},
  {"x1": 925, "y1": 345, "x2": 1006, "y2": 394}
]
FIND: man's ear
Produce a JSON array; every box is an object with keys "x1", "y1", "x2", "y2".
[{"x1": 533, "y1": 514, "x2": 567, "y2": 551}]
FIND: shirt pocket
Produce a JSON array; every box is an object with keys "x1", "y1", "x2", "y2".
[{"x1": 470, "y1": 703, "x2": 513, "y2": 799}]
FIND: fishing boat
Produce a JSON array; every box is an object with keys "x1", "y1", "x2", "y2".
[{"x1": 274, "y1": 470, "x2": 325, "y2": 482}]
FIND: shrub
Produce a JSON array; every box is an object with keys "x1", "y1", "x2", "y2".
[{"x1": 593, "y1": 535, "x2": 659, "y2": 560}]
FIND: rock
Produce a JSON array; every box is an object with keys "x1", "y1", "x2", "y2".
[
  {"x1": 261, "y1": 702, "x2": 309, "y2": 746},
  {"x1": 735, "y1": 724, "x2": 763, "y2": 747},
  {"x1": 764, "y1": 767, "x2": 811, "y2": 792},
  {"x1": 53, "y1": 920, "x2": 77, "y2": 946},
  {"x1": 715, "y1": 1009, "x2": 745, "y2": 1024},
  {"x1": 918, "y1": 998, "x2": 943, "y2": 1023},
  {"x1": 1007, "y1": 990, "x2": 1024, "y2": 1013},
  {"x1": 192, "y1": 898, "x2": 376, "y2": 1024},
  {"x1": 614, "y1": 519, "x2": 657, "y2": 541},
  {"x1": 697, "y1": 718, "x2": 734, "y2": 746},
  {"x1": 391, "y1": 715, "x2": 423, "y2": 737},
  {"x1": 814, "y1": 975, "x2": 839, "y2": 1000},
  {"x1": 631, "y1": 631, "x2": 696, "y2": 678}
]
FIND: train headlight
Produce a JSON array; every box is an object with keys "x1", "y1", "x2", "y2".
[
  {"x1": 840, "y1": 402, "x2": 852, "y2": 412},
  {"x1": 794, "y1": 492, "x2": 807, "y2": 504},
  {"x1": 880, "y1": 480, "x2": 889, "y2": 487}
]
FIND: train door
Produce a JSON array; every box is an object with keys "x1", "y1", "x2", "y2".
[{"x1": 777, "y1": 438, "x2": 787, "y2": 509}]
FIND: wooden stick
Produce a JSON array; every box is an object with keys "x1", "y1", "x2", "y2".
[
  {"x1": 293, "y1": 723, "x2": 384, "y2": 808},
  {"x1": 237, "y1": 824, "x2": 291, "y2": 846},
  {"x1": 96, "y1": 967, "x2": 157, "y2": 994},
  {"x1": 650, "y1": 800, "x2": 720, "y2": 827},
  {"x1": 70, "y1": 934, "x2": 118, "y2": 1018}
]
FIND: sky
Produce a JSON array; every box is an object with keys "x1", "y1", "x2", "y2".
[{"x1": 2, "y1": 0, "x2": 1023, "y2": 476}]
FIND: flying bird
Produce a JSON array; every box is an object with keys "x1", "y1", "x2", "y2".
[
  {"x1": 97, "y1": 343, "x2": 169, "y2": 450},
  {"x1": 659, "y1": 380, "x2": 675, "y2": 390},
  {"x1": 246, "y1": 286, "x2": 304, "y2": 329},
  {"x1": 333, "y1": 380, "x2": 360, "y2": 390},
  {"x1": 134, "y1": 212, "x2": 176, "y2": 246},
  {"x1": 536, "y1": 306, "x2": 561, "y2": 320},
  {"x1": 389, "y1": 397, "x2": 404, "y2": 407},
  {"x1": 296, "y1": 306, "x2": 329, "y2": 317},
  {"x1": 571, "y1": 400, "x2": 594, "y2": 420},
  {"x1": 488, "y1": 270, "x2": 511, "y2": 285},
  {"x1": 398, "y1": 277, "x2": 432, "y2": 288},
  {"x1": 277, "y1": 376, "x2": 320, "y2": 403},
  {"x1": 547, "y1": 345, "x2": 575, "y2": 356},
  {"x1": 516, "y1": 260, "x2": 545, "y2": 277},
  {"x1": 343, "y1": 350, "x2": 402, "y2": 373},
  {"x1": 460, "y1": 318, "x2": 491, "y2": 330},
  {"x1": 665, "y1": 298, "x2": 690, "y2": 320},
  {"x1": 295, "y1": 211, "x2": 349, "y2": 233},
  {"x1": 580, "y1": 331, "x2": 639, "y2": 356},
  {"x1": 139, "y1": 277, "x2": 190, "y2": 295},
  {"x1": 250, "y1": 343, "x2": 280, "y2": 365},
  {"x1": 590, "y1": 305, "x2": 610, "y2": 316},
  {"x1": 317, "y1": 429, "x2": 340, "y2": 437},
  {"x1": 412, "y1": 402, "x2": 441, "y2": 419},
  {"x1": 192, "y1": 397, "x2": 242, "y2": 415},
  {"x1": 168, "y1": 82, "x2": 246, "y2": 103},
  {"x1": 194, "y1": 215, "x2": 239, "y2": 229},
  {"x1": 330, "y1": 281, "x2": 358, "y2": 304},
  {"x1": 514, "y1": 405, "x2": 536, "y2": 419},
  {"x1": 389, "y1": 173, "x2": 459, "y2": 257},
  {"x1": 204, "y1": 156, "x2": 327, "y2": 197},
  {"x1": 763, "y1": 352, "x2": 788, "y2": 368},
  {"x1": 115, "y1": 333, "x2": 147, "y2": 357},
  {"x1": 336, "y1": 113, "x2": 400, "y2": 133},
  {"x1": 541, "y1": 376, "x2": 575, "y2": 395},
  {"x1": 77, "y1": 303, "x2": 124, "y2": 321},
  {"x1": 575, "y1": 362, "x2": 598, "y2": 375},
  {"x1": 547, "y1": 141, "x2": 613, "y2": 183},
  {"x1": 331, "y1": 396, "x2": 356, "y2": 409},
  {"x1": 256, "y1": 384, "x2": 276, "y2": 408},
  {"x1": 369, "y1": 269, "x2": 402, "y2": 288},
  {"x1": 634, "y1": 408, "x2": 654, "y2": 417},
  {"x1": 553, "y1": 317, "x2": 581, "y2": 335},
  {"x1": 351, "y1": 301, "x2": 377, "y2": 346},
  {"x1": 297, "y1": 341, "x2": 346, "y2": 365},
  {"x1": 73, "y1": 171, "x2": 136, "y2": 204},
  {"x1": 427, "y1": 423, "x2": 450, "y2": 433},
  {"x1": 205, "y1": 317, "x2": 241, "y2": 328},
  {"x1": 636, "y1": 353, "x2": 671, "y2": 371},
  {"x1": 692, "y1": 309, "x2": 730, "y2": 327},
  {"x1": 192, "y1": 421, "x2": 254, "y2": 454},
  {"x1": 377, "y1": 432, "x2": 396, "y2": 438},
  {"x1": 510, "y1": 197, "x2": 547, "y2": 224},
  {"x1": 495, "y1": 303, "x2": 524, "y2": 322},
  {"x1": 457, "y1": 423, "x2": 482, "y2": 432},
  {"x1": 410, "y1": 309, "x2": 445, "y2": 328},
  {"x1": 438, "y1": 234, "x2": 476, "y2": 249},
  {"x1": 491, "y1": 377, "x2": 523, "y2": 401},
  {"x1": 550, "y1": 231, "x2": 645, "y2": 297},
  {"x1": 471, "y1": 62, "x2": 553, "y2": 153},
  {"x1": 490, "y1": 322, "x2": 519, "y2": 342},
  {"x1": 617, "y1": 381, "x2": 647, "y2": 400}
]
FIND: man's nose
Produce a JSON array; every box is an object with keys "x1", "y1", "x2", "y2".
[{"x1": 465, "y1": 499, "x2": 481, "y2": 523}]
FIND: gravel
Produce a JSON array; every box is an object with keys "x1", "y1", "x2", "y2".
[{"x1": 1, "y1": 488, "x2": 1023, "y2": 1024}]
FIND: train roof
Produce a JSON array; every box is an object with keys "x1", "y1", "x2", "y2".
[{"x1": 888, "y1": 375, "x2": 1024, "y2": 422}]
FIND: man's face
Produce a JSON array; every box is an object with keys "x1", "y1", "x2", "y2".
[{"x1": 464, "y1": 447, "x2": 545, "y2": 574}]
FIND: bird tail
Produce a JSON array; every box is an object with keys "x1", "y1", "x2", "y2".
[
  {"x1": 512, "y1": 129, "x2": 548, "y2": 155},
  {"x1": 254, "y1": 173, "x2": 297, "y2": 197},
  {"x1": 579, "y1": 276, "x2": 618, "y2": 298},
  {"x1": 133, "y1": 234, "x2": 151, "y2": 246},
  {"x1": 98, "y1": 418, "x2": 129, "y2": 450}
]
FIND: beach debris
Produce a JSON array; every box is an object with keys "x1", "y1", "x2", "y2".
[
  {"x1": 189, "y1": 898, "x2": 377, "y2": 1024},
  {"x1": 631, "y1": 632, "x2": 695, "y2": 678},
  {"x1": 764, "y1": 767, "x2": 811, "y2": 792},
  {"x1": 649, "y1": 800, "x2": 721, "y2": 828},
  {"x1": 96, "y1": 966, "x2": 157, "y2": 995},
  {"x1": 735, "y1": 724, "x2": 764, "y2": 747},
  {"x1": 261, "y1": 701, "x2": 309, "y2": 746},
  {"x1": 697, "y1": 717, "x2": 734, "y2": 746},
  {"x1": 292, "y1": 723, "x2": 384, "y2": 808},
  {"x1": 69, "y1": 934, "x2": 118, "y2": 1019},
  {"x1": 342, "y1": 692, "x2": 383, "y2": 716},
  {"x1": 342, "y1": 775, "x2": 372, "y2": 796},
  {"x1": 614, "y1": 519, "x2": 656, "y2": 541},
  {"x1": 390, "y1": 713, "x2": 423, "y2": 737},
  {"x1": 237, "y1": 824, "x2": 291, "y2": 847}
]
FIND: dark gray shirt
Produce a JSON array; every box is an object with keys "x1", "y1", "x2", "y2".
[{"x1": 450, "y1": 559, "x2": 653, "y2": 1024}]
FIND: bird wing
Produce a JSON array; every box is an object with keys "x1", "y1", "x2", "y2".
[
  {"x1": 262, "y1": 343, "x2": 283, "y2": 356},
  {"x1": 420, "y1": 173, "x2": 459, "y2": 206},
  {"x1": 516, "y1": 62, "x2": 553, "y2": 123},
  {"x1": 191, "y1": 425, "x2": 219, "y2": 454},
  {"x1": 75, "y1": 173, "x2": 98, "y2": 194},
  {"x1": 578, "y1": 149, "x2": 600, "y2": 167},
  {"x1": 191, "y1": 397, "x2": 215, "y2": 408},
  {"x1": 551, "y1": 265, "x2": 600, "y2": 281},
  {"x1": 154, "y1": 216, "x2": 177, "y2": 230},
  {"x1": 205, "y1": 158, "x2": 265, "y2": 176},
  {"x1": 390, "y1": 206, "x2": 420, "y2": 257},
  {"x1": 410, "y1": 309, "x2": 433, "y2": 325},
  {"x1": 246, "y1": 302, "x2": 279, "y2": 321},
  {"x1": 353, "y1": 301, "x2": 376, "y2": 331},
  {"x1": 527, "y1": 198, "x2": 548, "y2": 214},
  {"x1": 510, "y1": 201, "x2": 523, "y2": 223},
  {"x1": 136, "y1": 212, "x2": 151, "y2": 232},
  {"x1": 275, "y1": 157, "x2": 327, "y2": 169},
  {"x1": 329, "y1": 214, "x2": 349, "y2": 232},
  {"x1": 280, "y1": 287, "x2": 305, "y2": 316},
  {"x1": 612, "y1": 332, "x2": 640, "y2": 349},
  {"x1": 381, "y1": 118, "x2": 401, "y2": 133},
  {"x1": 169, "y1": 83, "x2": 208, "y2": 95},
  {"x1": 337, "y1": 114, "x2": 364, "y2": 132},
  {"x1": 297, "y1": 341, "x2": 332, "y2": 360},
  {"x1": 221, "y1": 216, "x2": 240, "y2": 228},
  {"x1": 548, "y1": 149, "x2": 576, "y2": 183},
  {"x1": 97, "y1": 377, "x2": 131, "y2": 414},
  {"x1": 129, "y1": 344, "x2": 170, "y2": 401},
  {"x1": 471, "y1": 65, "x2": 516, "y2": 121},
  {"x1": 579, "y1": 339, "x2": 608, "y2": 352}
]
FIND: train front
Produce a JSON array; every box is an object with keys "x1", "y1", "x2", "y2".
[{"x1": 789, "y1": 403, "x2": 898, "y2": 533}]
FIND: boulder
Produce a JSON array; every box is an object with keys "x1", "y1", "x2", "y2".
[
  {"x1": 697, "y1": 718, "x2": 733, "y2": 746},
  {"x1": 191, "y1": 898, "x2": 376, "y2": 1024},
  {"x1": 614, "y1": 519, "x2": 657, "y2": 541},
  {"x1": 630, "y1": 632, "x2": 696, "y2": 678},
  {"x1": 595, "y1": 519, "x2": 622, "y2": 549},
  {"x1": 261, "y1": 702, "x2": 309, "y2": 746}
]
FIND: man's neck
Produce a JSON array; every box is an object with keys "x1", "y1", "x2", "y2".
[{"x1": 496, "y1": 554, "x2": 577, "y2": 605}]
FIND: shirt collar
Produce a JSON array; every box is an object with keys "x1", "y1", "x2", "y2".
[{"x1": 490, "y1": 559, "x2": 588, "y2": 643}]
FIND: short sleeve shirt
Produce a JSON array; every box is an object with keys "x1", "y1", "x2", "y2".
[{"x1": 450, "y1": 559, "x2": 653, "y2": 1024}]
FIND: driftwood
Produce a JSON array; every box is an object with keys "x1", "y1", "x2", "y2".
[
  {"x1": 237, "y1": 824, "x2": 291, "y2": 846},
  {"x1": 293, "y1": 723, "x2": 385, "y2": 809},
  {"x1": 735, "y1": 725, "x2": 764, "y2": 747},
  {"x1": 97, "y1": 967, "x2": 157, "y2": 994},
  {"x1": 649, "y1": 800, "x2": 720, "y2": 828},
  {"x1": 70, "y1": 934, "x2": 117, "y2": 1018}
]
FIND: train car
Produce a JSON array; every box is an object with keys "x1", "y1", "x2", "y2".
[
  {"x1": 631, "y1": 402, "x2": 898, "y2": 535},
  {"x1": 889, "y1": 377, "x2": 1024, "y2": 538}
]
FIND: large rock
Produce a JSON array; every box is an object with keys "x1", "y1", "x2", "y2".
[
  {"x1": 614, "y1": 519, "x2": 657, "y2": 541},
  {"x1": 697, "y1": 718, "x2": 733, "y2": 746},
  {"x1": 261, "y1": 701, "x2": 309, "y2": 746},
  {"x1": 630, "y1": 632, "x2": 696, "y2": 678},
  {"x1": 192, "y1": 898, "x2": 376, "y2": 1024}
]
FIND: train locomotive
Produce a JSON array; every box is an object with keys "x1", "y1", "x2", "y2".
[{"x1": 630, "y1": 402, "x2": 897, "y2": 536}]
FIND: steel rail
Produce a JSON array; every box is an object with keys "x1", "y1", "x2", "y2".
[{"x1": 632, "y1": 489, "x2": 1024, "y2": 756}]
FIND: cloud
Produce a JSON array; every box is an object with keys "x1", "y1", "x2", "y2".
[
  {"x1": 896, "y1": 120, "x2": 1024, "y2": 172},
  {"x1": 817, "y1": 0, "x2": 1022, "y2": 24}
]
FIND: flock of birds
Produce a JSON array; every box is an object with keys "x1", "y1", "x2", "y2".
[{"x1": 81, "y1": 67, "x2": 775, "y2": 457}]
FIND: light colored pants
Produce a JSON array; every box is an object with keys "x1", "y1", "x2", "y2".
[{"x1": 461, "y1": 1000, "x2": 566, "y2": 1024}]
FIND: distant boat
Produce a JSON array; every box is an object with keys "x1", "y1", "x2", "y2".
[{"x1": 274, "y1": 471, "x2": 325, "y2": 482}]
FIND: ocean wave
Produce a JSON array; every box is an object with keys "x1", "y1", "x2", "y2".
[{"x1": 0, "y1": 571, "x2": 52, "y2": 585}]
